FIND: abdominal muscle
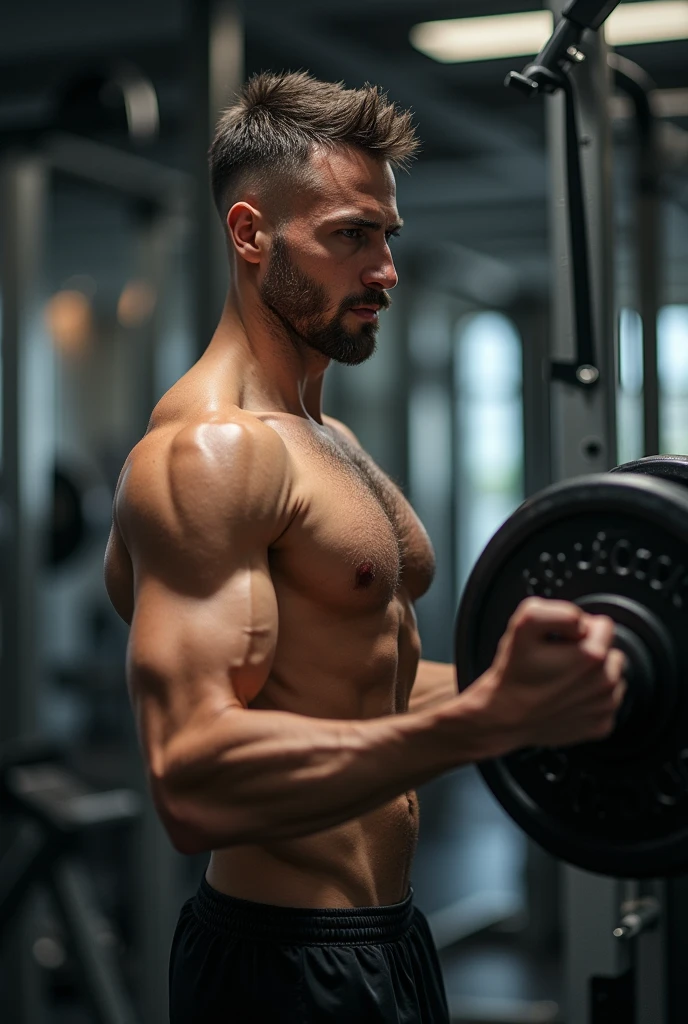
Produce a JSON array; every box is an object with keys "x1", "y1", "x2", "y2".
[
  {"x1": 206, "y1": 789, "x2": 420, "y2": 909},
  {"x1": 206, "y1": 595, "x2": 421, "y2": 910}
]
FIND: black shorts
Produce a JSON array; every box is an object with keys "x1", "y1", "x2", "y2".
[{"x1": 169, "y1": 877, "x2": 450, "y2": 1023}]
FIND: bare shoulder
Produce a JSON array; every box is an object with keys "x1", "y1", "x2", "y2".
[
  {"x1": 115, "y1": 411, "x2": 293, "y2": 576},
  {"x1": 322, "y1": 414, "x2": 362, "y2": 450}
]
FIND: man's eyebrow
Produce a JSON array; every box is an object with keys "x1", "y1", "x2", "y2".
[{"x1": 333, "y1": 215, "x2": 404, "y2": 232}]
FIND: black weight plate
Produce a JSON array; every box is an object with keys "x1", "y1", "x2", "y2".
[
  {"x1": 611, "y1": 454, "x2": 688, "y2": 491},
  {"x1": 455, "y1": 473, "x2": 688, "y2": 878}
]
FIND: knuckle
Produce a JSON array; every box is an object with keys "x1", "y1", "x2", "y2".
[
  {"x1": 580, "y1": 646, "x2": 607, "y2": 670},
  {"x1": 618, "y1": 652, "x2": 630, "y2": 671},
  {"x1": 512, "y1": 597, "x2": 579, "y2": 631},
  {"x1": 609, "y1": 650, "x2": 627, "y2": 674},
  {"x1": 607, "y1": 665, "x2": 627, "y2": 689},
  {"x1": 590, "y1": 613, "x2": 614, "y2": 636},
  {"x1": 512, "y1": 598, "x2": 542, "y2": 626},
  {"x1": 600, "y1": 671, "x2": 619, "y2": 693}
]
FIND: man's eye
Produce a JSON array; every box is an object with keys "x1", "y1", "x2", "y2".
[
  {"x1": 386, "y1": 231, "x2": 401, "y2": 242},
  {"x1": 340, "y1": 229, "x2": 363, "y2": 239}
]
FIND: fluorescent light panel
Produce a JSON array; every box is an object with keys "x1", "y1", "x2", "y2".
[
  {"x1": 608, "y1": 1, "x2": 688, "y2": 44},
  {"x1": 410, "y1": 12, "x2": 552, "y2": 63},
  {"x1": 410, "y1": 2, "x2": 688, "y2": 64}
]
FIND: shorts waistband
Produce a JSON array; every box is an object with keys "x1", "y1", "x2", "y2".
[{"x1": 192, "y1": 877, "x2": 416, "y2": 945}]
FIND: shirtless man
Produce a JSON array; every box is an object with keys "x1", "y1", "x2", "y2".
[{"x1": 104, "y1": 71, "x2": 626, "y2": 1024}]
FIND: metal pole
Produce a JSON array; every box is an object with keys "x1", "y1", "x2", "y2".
[
  {"x1": 50, "y1": 861, "x2": 140, "y2": 1024},
  {"x1": 544, "y1": 3, "x2": 629, "y2": 1020},
  {"x1": 633, "y1": 879, "x2": 668, "y2": 1024},
  {"x1": 0, "y1": 153, "x2": 55, "y2": 1024},
  {"x1": 514, "y1": 301, "x2": 553, "y2": 497},
  {"x1": 547, "y1": 5, "x2": 617, "y2": 481},
  {"x1": 564, "y1": 868, "x2": 631, "y2": 1022},
  {"x1": 608, "y1": 55, "x2": 662, "y2": 458},
  {"x1": 188, "y1": 0, "x2": 244, "y2": 357},
  {"x1": 666, "y1": 876, "x2": 688, "y2": 1022},
  {"x1": 0, "y1": 156, "x2": 54, "y2": 742}
]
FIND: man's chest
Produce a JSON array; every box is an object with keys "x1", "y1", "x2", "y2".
[{"x1": 269, "y1": 421, "x2": 436, "y2": 612}]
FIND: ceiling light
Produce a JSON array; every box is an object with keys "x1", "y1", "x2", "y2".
[
  {"x1": 409, "y1": 11, "x2": 553, "y2": 64},
  {"x1": 411, "y1": 2, "x2": 688, "y2": 64},
  {"x1": 607, "y1": 2, "x2": 688, "y2": 45}
]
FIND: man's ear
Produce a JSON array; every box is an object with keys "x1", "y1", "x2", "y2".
[{"x1": 227, "y1": 202, "x2": 264, "y2": 265}]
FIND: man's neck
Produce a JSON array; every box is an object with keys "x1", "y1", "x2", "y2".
[{"x1": 207, "y1": 292, "x2": 329, "y2": 424}]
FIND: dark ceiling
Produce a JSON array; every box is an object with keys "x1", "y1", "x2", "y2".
[{"x1": 2, "y1": 0, "x2": 688, "y2": 305}]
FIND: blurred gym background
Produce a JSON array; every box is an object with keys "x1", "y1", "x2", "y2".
[{"x1": 1, "y1": 1, "x2": 687, "y2": 1021}]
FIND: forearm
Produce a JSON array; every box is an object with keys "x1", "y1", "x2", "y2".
[
  {"x1": 158, "y1": 694, "x2": 492, "y2": 854},
  {"x1": 407, "y1": 660, "x2": 458, "y2": 714}
]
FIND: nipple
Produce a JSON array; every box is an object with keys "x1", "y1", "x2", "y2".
[{"x1": 355, "y1": 561, "x2": 376, "y2": 589}]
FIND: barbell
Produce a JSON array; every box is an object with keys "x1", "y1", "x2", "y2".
[{"x1": 455, "y1": 454, "x2": 688, "y2": 879}]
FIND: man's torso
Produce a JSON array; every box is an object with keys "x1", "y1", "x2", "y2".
[{"x1": 105, "y1": 360, "x2": 436, "y2": 908}]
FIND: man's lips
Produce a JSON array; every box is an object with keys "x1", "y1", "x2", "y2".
[{"x1": 348, "y1": 306, "x2": 381, "y2": 321}]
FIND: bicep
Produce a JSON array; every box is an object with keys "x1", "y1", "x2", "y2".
[
  {"x1": 127, "y1": 560, "x2": 279, "y2": 778},
  {"x1": 117, "y1": 418, "x2": 287, "y2": 779}
]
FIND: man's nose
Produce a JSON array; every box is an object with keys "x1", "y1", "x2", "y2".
[{"x1": 362, "y1": 250, "x2": 398, "y2": 292}]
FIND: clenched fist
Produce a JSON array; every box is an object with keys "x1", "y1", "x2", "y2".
[{"x1": 467, "y1": 597, "x2": 627, "y2": 756}]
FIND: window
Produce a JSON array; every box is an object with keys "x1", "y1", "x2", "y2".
[
  {"x1": 659, "y1": 305, "x2": 688, "y2": 454},
  {"x1": 617, "y1": 307, "x2": 644, "y2": 465},
  {"x1": 454, "y1": 311, "x2": 524, "y2": 592}
]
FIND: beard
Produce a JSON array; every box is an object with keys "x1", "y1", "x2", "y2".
[{"x1": 259, "y1": 234, "x2": 389, "y2": 366}]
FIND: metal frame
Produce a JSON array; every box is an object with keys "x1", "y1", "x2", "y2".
[
  {"x1": 0, "y1": 5, "x2": 245, "y2": 1020},
  {"x1": 543, "y1": 3, "x2": 671, "y2": 1021},
  {"x1": 188, "y1": 0, "x2": 243, "y2": 357},
  {"x1": 609, "y1": 54, "x2": 662, "y2": 458},
  {"x1": 0, "y1": 135, "x2": 191, "y2": 1024},
  {"x1": 0, "y1": 749, "x2": 141, "y2": 1024},
  {"x1": 546, "y1": 11, "x2": 617, "y2": 483},
  {"x1": 0, "y1": 152, "x2": 55, "y2": 1024},
  {"x1": 544, "y1": 1, "x2": 629, "y2": 1018}
]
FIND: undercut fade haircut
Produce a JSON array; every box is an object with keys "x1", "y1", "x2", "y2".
[{"x1": 209, "y1": 70, "x2": 420, "y2": 225}]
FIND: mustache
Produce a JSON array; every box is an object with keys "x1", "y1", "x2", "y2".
[{"x1": 340, "y1": 291, "x2": 392, "y2": 313}]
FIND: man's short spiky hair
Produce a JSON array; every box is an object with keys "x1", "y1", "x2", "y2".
[{"x1": 209, "y1": 70, "x2": 420, "y2": 224}]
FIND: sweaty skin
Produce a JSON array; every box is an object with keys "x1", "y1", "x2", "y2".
[
  {"x1": 104, "y1": 144, "x2": 625, "y2": 912},
  {"x1": 106, "y1": 387, "x2": 434, "y2": 909}
]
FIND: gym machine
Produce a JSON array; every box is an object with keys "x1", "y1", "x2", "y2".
[
  {"x1": 0, "y1": 67, "x2": 188, "y2": 1024},
  {"x1": 456, "y1": 1, "x2": 681, "y2": 1021},
  {"x1": 610, "y1": 54, "x2": 662, "y2": 459},
  {"x1": 0, "y1": 740, "x2": 141, "y2": 1024}
]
